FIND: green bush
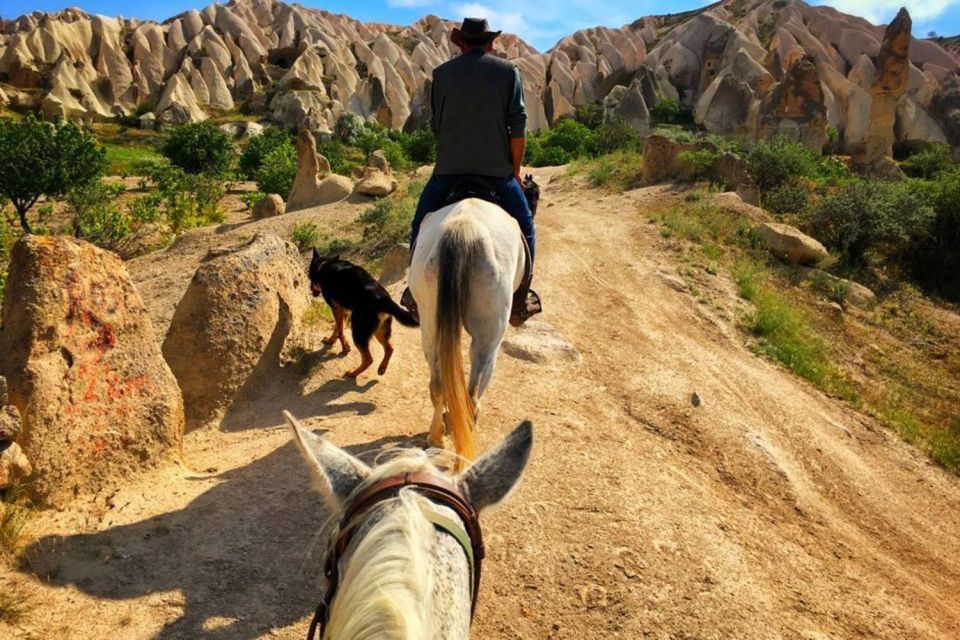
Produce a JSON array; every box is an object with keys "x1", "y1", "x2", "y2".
[
  {"x1": 255, "y1": 145, "x2": 297, "y2": 196},
  {"x1": 542, "y1": 118, "x2": 598, "y2": 157},
  {"x1": 240, "y1": 191, "x2": 267, "y2": 210},
  {"x1": 357, "y1": 180, "x2": 424, "y2": 254},
  {"x1": 161, "y1": 122, "x2": 235, "y2": 175},
  {"x1": 764, "y1": 183, "x2": 810, "y2": 215},
  {"x1": 67, "y1": 180, "x2": 130, "y2": 246},
  {"x1": 678, "y1": 149, "x2": 719, "y2": 180},
  {"x1": 805, "y1": 179, "x2": 934, "y2": 270},
  {"x1": 144, "y1": 162, "x2": 226, "y2": 231},
  {"x1": 334, "y1": 113, "x2": 365, "y2": 145},
  {"x1": 901, "y1": 144, "x2": 956, "y2": 180},
  {"x1": 239, "y1": 127, "x2": 292, "y2": 179},
  {"x1": 907, "y1": 169, "x2": 960, "y2": 299},
  {"x1": 574, "y1": 102, "x2": 604, "y2": 129},
  {"x1": 746, "y1": 138, "x2": 819, "y2": 192},
  {"x1": 0, "y1": 115, "x2": 106, "y2": 233},
  {"x1": 649, "y1": 99, "x2": 684, "y2": 125},
  {"x1": 595, "y1": 118, "x2": 641, "y2": 154},
  {"x1": 290, "y1": 222, "x2": 320, "y2": 252},
  {"x1": 401, "y1": 127, "x2": 436, "y2": 164}
]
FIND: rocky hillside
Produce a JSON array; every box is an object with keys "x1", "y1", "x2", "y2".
[{"x1": 1, "y1": 0, "x2": 959, "y2": 153}]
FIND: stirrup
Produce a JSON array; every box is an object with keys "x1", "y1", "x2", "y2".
[
  {"x1": 510, "y1": 289, "x2": 542, "y2": 327},
  {"x1": 400, "y1": 286, "x2": 420, "y2": 324}
]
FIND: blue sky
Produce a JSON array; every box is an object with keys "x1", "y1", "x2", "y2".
[{"x1": 3, "y1": 1, "x2": 958, "y2": 51}]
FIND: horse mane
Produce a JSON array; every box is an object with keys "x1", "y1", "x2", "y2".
[{"x1": 324, "y1": 449, "x2": 461, "y2": 640}]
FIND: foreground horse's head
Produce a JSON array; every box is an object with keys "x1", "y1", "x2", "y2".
[{"x1": 285, "y1": 412, "x2": 533, "y2": 640}]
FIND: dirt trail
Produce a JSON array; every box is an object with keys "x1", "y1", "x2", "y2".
[{"x1": 5, "y1": 169, "x2": 960, "y2": 640}]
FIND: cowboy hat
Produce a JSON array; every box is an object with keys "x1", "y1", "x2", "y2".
[{"x1": 451, "y1": 17, "x2": 502, "y2": 46}]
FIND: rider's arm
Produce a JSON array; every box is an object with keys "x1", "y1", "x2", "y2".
[{"x1": 506, "y1": 66, "x2": 527, "y2": 181}]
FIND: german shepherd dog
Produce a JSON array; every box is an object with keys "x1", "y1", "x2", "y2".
[{"x1": 309, "y1": 249, "x2": 419, "y2": 378}]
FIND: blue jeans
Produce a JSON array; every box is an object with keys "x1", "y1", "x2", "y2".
[{"x1": 410, "y1": 175, "x2": 536, "y2": 262}]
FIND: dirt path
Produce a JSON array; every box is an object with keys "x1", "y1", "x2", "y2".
[{"x1": 5, "y1": 170, "x2": 960, "y2": 639}]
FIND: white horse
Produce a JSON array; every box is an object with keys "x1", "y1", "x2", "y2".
[
  {"x1": 408, "y1": 198, "x2": 525, "y2": 461},
  {"x1": 286, "y1": 412, "x2": 533, "y2": 640}
]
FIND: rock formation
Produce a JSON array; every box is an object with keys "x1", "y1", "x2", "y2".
[
  {"x1": 161, "y1": 234, "x2": 307, "y2": 429},
  {"x1": 286, "y1": 129, "x2": 354, "y2": 211},
  {"x1": 354, "y1": 150, "x2": 399, "y2": 197},
  {"x1": 0, "y1": 236, "x2": 184, "y2": 504},
  {"x1": 0, "y1": 378, "x2": 32, "y2": 490},
  {"x1": 253, "y1": 193, "x2": 285, "y2": 218},
  {"x1": 0, "y1": 0, "x2": 958, "y2": 153},
  {"x1": 852, "y1": 8, "x2": 912, "y2": 176}
]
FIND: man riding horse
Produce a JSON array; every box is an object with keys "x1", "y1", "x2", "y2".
[{"x1": 401, "y1": 17, "x2": 540, "y2": 327}]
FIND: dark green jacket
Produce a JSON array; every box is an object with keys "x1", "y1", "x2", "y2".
[{"x1": 431, "y1": 50, "x2": 527, "y2": 178}]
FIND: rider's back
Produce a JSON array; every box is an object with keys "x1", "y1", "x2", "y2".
[{"x1": 431, "y1": 50, "x2": 524, "y2": 178}]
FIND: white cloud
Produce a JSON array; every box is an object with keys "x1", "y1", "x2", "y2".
[
  {"x1": 816, "y1": 0, "x2": 960, "y2": 25},
  {"x1": 452, "y1": 2, "x2": 529, "y2": 34}
]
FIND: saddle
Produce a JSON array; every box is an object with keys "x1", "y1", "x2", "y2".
[{"x1": 443, "y1": 175, "x2": 541, "y2": 219}]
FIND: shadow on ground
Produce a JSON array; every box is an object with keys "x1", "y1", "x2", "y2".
[{"x1": 21, "y1": 431, "x2": 422, "y2": 639}]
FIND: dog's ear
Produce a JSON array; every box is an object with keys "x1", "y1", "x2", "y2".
[{"x1": 312, "y1": 247, "x2": 320, "y2": 261}]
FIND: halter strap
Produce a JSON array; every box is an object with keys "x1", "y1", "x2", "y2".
[{"x1": 307, "y1": 471, "x2": 484, "y2": 640}]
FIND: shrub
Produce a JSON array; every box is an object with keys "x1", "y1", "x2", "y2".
[
  {"x1": 161, "y1": 121, "x2": 235, "y2": 175},
  {"x1": 144, "y1": 162, "x2": 226, "y2": 231},
  {"x1": 542, "y1": 118, "x2": 598, "y2": 157},
  {"x1": 0, "y1": 115, "x2": 106, "y2": 233},
  {"x1": 401, "y1": 127, "x2": 436, "y2": 164},
  {"x1": 595, "y1": 118, "x2": 641, "y2": 154},
  {"x1": 907, "y1": 169, "x2": 960, "y2": 299},
  {"x1": 764, "y1": 183, "x2": 810, "y2": 215},
  {"x1": 901, "y1": 144, "x2": 956, "y2": 180},
  {"x1": 649, "y1": 99, "x2": 684, "y2": 125},
  {"x1": 357, "y1": 180, "x2": 423, "y2": 254},
  {"x1": 239, "y1": 127, "x2": 293, "y2": 179},
  {"x1": 805, "y1": 179, "x2": 933, "y2": 270},
  {"x1": 240, "y1": 191, "x2": 267, "y2": 210},
  {"x1": 255, "y1": 144, "x2": 297, "y2": 196},
  {"x1": 678, "y1": 149, "x2": 719, "y2": 180},
  {"x1": 67, "y1": 180, "x2": 130, "y2": 246},
  {"x1": 746, "y1": 138, "x2": 819, "y2": 192},
  {"x1": 290, "y1": 222, "x2": 320, "y2": 252},
  {"x1": 575, "y1": 102, "x2": 604, "y2": 129},
  {"x1": 334, "y1": 113, "x2": 365, "y2": 145}
]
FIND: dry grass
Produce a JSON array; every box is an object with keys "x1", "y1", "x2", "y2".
[{"x1": 653, "y1": 190, "x2": 960, "y2": 473}]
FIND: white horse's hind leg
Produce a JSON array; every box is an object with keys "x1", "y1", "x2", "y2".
[{"x1": 466, "y1": 309, "x2": 510, "y2": 420}]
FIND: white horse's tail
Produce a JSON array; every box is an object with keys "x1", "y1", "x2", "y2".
[{"x1": 436, "y1": 217, "x2": 480, "y2": 463}]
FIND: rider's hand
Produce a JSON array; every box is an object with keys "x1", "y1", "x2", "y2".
[{"x1": 514, "y1": 173, "x2": 523, "y2": 184}]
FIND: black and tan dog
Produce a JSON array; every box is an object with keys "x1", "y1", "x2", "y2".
[{"x1": 308, "y1": 249, "x2": 418, "y2": 378}]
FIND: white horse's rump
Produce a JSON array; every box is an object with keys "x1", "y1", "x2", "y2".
[{"x1": 409, "y1": 199, "x2": 525, "y2": 461}]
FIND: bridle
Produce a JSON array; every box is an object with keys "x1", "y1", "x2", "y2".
[{"x1": 306, "y1": 471, "x2": 485, "y2": 640}]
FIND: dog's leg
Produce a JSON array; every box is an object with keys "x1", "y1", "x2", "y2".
[
  {"x1": 374, "y1": 315, "x2": 394, "y2": 375},
  {"x1": 345, "y1": 311, "x2": 375, "y2": 378},
  {"x1": 345, "y1": 342, "x2": 374, "y2": 379},
  {"x1": 323, "y1": 304, "x2": 342, "y2": 346}
]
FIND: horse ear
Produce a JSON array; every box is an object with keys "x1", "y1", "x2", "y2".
[
  {"x1": 458, "y1": 421, "x2": 532, "y2": 513},
  {"x1": 284, "y1": 411, "x2": 370, "y2": 509}
]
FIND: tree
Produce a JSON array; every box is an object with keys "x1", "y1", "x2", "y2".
[
  {"x1": 255, "y1": 144, "x2": 297, "y2": 196},
  {"x1": 0, "y1": 115, "x2": 106, "y2": 233},
  {"x1": 239, "y1": 127, "x2": 293, "y2": 179},
  {"x1": 161, "y1": 121, "x2": 235, "y2": 175}
]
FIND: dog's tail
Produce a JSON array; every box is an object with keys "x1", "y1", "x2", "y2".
[
  {"x1": 436, "y1": 218, "x2": 481, "y2": 465},
  {"x1": 382, "y1": 297, "x2": 419, "y2": 327}
]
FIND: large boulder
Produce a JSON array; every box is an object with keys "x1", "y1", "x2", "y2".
[
  {"x1": 162, "y1": 234, "x2": 308, "y2": 429},
  {"x1": 757, "y1": 222, "x2": 830, "y2": 266},
  {"x1": 354, "y1": 150, "x2": 399, "y2": 197},
  {"x1": 253, "y1": 193, "x2": 286, "y2": 219},
  {"x1": 286, "y1": 129, "x2": 354, "y2": 211},
  {"x1": 0, "y1": 236, "x2": 184, "y2": 504}
]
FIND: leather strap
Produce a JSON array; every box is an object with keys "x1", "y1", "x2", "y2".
[{"x1": 308, "y1": 472, "x2": 484, "y2": 640}]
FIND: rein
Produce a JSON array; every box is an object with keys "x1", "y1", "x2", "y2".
[{"x1": 307, "y1": 471, "x2": 485, "y2": 640}]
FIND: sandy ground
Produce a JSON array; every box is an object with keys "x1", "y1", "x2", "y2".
[{"x1": 4, "y1": 168, "x2": 960, "y2": 639}]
